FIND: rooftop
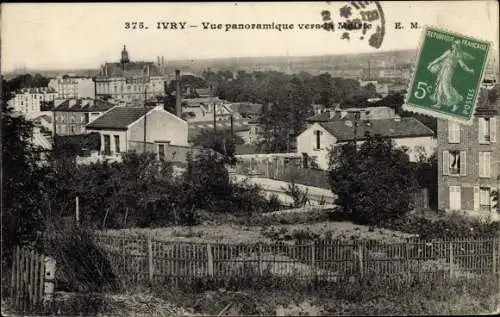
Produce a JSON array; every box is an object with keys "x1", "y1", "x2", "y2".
[
  {"x1": 97, "y1": 61, "x2": 163, "y2": 78},
  {"x1": 318, "y1": 117, "x2": 435, "y2": 142},
  {"x1": 54, "y1": 99, "x2": 115, "y2": 112},
  {"x1": 86, "y1": 106, "x2": 156, "y2": 130}
]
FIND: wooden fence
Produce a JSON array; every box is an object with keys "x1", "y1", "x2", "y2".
[
  {"x1": 10, "y1": 246, "x2": 47, "y2": 314},
  {"x1": 93, "y1": 233, "x2": 500, "y2": 286}
]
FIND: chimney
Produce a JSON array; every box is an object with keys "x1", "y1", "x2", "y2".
[{"x1": 175, "y1": 69, "x2": 182, "y2": 117}]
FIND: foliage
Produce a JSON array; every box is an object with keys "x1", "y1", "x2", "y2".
[
  {"x1": 191, "y1": 130, "x2": 244, "y2": 165},
  {"x1": 328, "y1": 134, "x2": 418, "y2": 225},
  {"x1": 2, "y1": 73, "x2": 50, "y2": 91},
  {"x1": 412, "y1": 149, "x2": 438, "y2": 209},
  {"x1": 44, "y1": 228, "x2": 119, "y2": 293},
  {"x1": 283, "y1": 182, "x2": 310, "y2": 208},
  {"x1": 384, "y1": 213, "x2": 500, "y2": 240},
  {"x1": 1, "y1": 104, "x2": 47, "y2": 267}
]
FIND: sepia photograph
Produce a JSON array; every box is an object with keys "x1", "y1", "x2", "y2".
[{"x1": 1, "y1": 1, "x2": 499, "y2": 316}]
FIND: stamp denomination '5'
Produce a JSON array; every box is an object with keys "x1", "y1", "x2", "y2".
[{"x1": 404, "y1": 27, "x2": 491, "y2": 125}]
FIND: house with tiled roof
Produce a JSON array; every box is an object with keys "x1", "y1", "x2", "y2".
[
  {"x1": 53, "y1": 98, "x2": 116, "y2": 135},
  {"x1": 94, "y1": 46, "x2": 170, "y2": 103},
  {"x1": 297, "y1": 117, "x2": 436, "y2": 170},
  {"x1": 85, "y1": 105, "x2": 190, "y2": 163}
]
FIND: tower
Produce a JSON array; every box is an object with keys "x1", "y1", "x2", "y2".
[{"x1": 120, "y1": 45, "x2": 130, "y2": 64}]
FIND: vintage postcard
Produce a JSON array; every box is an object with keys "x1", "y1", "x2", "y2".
[{"x1": 1, "y1": 1, "x2": 499, "y2": 316}]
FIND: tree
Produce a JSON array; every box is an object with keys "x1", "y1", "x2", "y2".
[
  {"x1": 191, "y1": 130, "x2": 244, "y2": 165},
  {"x1": 1, "y1": 103, "x2": 47, "y2": 266},
  {"x1": 328, "y1": 134, "x2": 418, "y2": 225}
]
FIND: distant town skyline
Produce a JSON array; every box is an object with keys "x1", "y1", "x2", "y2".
[{"x1": 2, "y1": 2, "x2": 498, "y2": 72}]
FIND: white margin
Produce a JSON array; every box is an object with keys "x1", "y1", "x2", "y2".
[{"x1": 402, "y1": 25, "x2": 493, "y2": 126}]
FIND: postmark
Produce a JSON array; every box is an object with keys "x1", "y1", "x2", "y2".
[
  {"x1": 321, "y1": 1, "x2": 386, "y2": 49},
  {"x1": 403, "y1": 26, "x2": 491, "y2": 125}
]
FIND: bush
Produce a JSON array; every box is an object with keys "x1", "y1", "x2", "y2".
[{"x1": 43, "y1": 227, "x2": 120, "y2": 293}]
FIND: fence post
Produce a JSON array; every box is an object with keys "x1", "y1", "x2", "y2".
[
  {"x1": 207, "y1": 243, "x2": 214, "y2": 277},
  {"x1": 147, "y1": 233, "x2": 154, "y2": 284},
  {"x1": 311, "y1": 242, "x2": 315, "y2": 269},
  {"x1": 449, "y1": 241, "x2": 454, "y2": 279},
  {"x1": 358, "y1": 242, "x2": 364, "y2": 279},
  {"x1": 258, "y1": 244, "x2": 263, "y2": 276}
]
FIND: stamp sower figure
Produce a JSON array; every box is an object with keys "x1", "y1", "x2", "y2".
[{"x1": 427, "y1": 40, "x2": 475, "y2": 111}]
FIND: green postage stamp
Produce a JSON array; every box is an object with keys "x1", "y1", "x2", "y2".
[{"x1": 404, "y1": 27, "x2": 491, "y2": 125}]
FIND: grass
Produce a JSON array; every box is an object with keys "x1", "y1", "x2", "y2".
[
  {"x1": 99, "y1": 217, "x2": 415, "y2": 245},
  {"x1": 36, "y1": 273, "x2": 498, "y2": 316}
]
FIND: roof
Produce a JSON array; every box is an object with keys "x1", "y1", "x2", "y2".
[
  {"x1": 86, "y1": 106, "x2": 155, "y2": 130},
  {"x1": 32, "y1": 132, "x2": 52, "y2": 151},
  {"x1": 54, "y1": 99, "x2": 115, "y2": 112},
  {"x1": 317, "y1": 117, "x2": 435, "y2": 142},
  {"x1": 98, "y1": 61, "x2": 162, "y2": 78},
  {"x1": 33, "y1": 114, "x2": 52, "y2": 123}
]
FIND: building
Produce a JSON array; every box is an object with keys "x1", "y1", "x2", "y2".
[
  {"x1": 181, "y1": 97, "x2": 238, "y2": 122},
  {"x1": 48, "y1": 76, "x2": 95, "y2": 99},
  {"x1": 53, "y1": 98, "x2": 116, "y2": 135},
  {"x1": 437, "y1": 92, "x2": 499, "y2": 216},
  {"x1": 94, "y1": 46, "x2": 170, "y2": 103},
  {"x1": 7, "y1": 87, "x2": 58, "y2": 119},
  {"x1": 85, "y1": 105, "x2": 189, "y2": 162},
  {"x1": 306, "y1": 106, "x2": 397, "y2": 127},
  {"x1": 297, "y1": 117, "x2": 436, "y2": 170}
]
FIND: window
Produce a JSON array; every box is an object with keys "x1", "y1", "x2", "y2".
[
  {"x1": 103, "y1": 135, "x2": 111, "y2": 155},
  {"x1": 479, "y1": 151, "x2": 491, "y2": 178},
  {"x1": 478, "y1": 117, "x2": 497, "y2": 143},
  {"x1": 448, "y1": 121, "x2": 460, "y2": 143},
  {"x1": 158, "y1": 144, "x2": 165, "y2": 160},
  {"x1": 315, "y1": 130, "x2": 322, "y2": 150},
  {"x1": 84, "y1": 113, "x2": 90, "y2": 123},
  {"x1": 443, "y1": 150, "x2": 466, "y2": 176},
  {"x1": 114, "y1": 135, "x2": 120, "y2": 153},
  {"x1": 449, "y1": 186, "x2": 461, "y2": 210},
  {"x1": 479, "y1": 187, "x2": 491, "y2": 211}
]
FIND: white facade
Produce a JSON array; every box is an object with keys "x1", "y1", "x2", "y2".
[
  {"x1": 296, "y1": 123, "x2": 337, "y2": 170},
  {"x1": 48, "y1": 77, "x2": 95, "y2": 99},
  {"x1": 297, "y1": 123, "x2": 437, "y2": 170},
  {"x1": 94, "y1": 76, "x2": 168, "y2": 102},
  {"x1": 7, "y1": 88, "x2": 58, "y2": 119},
  {"x1": 86, "y1": 106, "x2": 189, "y2": 156}
]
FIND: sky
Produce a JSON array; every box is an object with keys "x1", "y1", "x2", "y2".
[{"x1": 1, "y1": 1, "x2": 499, "y2": 72}]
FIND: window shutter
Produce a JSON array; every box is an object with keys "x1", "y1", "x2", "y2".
[
  {"x1": 455, "y1": 123, "x2": 461, "y2": 143},
  {"x1": 460, "y1": 151, "x2": 466, "y2": 176},
  {"x1": 473, "y1": 186, "x2": 480, "y2": 211},
  {"x1": 447, "y1": 121, "x2": 454, "y2": 143},
  {"x1": 490, "y1": 117, "x2": 497, "y2": 143},
  {"x1": 485, "y1": 152, "x2": 491, "y2": 178},
  {"x1": 479, "y1": 152, "x2": 485, "y2": 177},
  {"x1": 492, "y1": 187, "x2": 498, "y2": 213},
  {"x1": 443, "y1": 151, "x2": 450, "y2": 175},
  {"x1": 478, "y1": 118, "x2": 485, "y2": 143}
]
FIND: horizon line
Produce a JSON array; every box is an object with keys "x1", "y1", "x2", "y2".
[{"x1": 2, "y1": 48, "x2": 421, "y2": 74}]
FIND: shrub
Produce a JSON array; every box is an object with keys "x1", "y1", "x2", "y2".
[{"x1": 43, "y1": 227, "x2": 120, "y2": 293}]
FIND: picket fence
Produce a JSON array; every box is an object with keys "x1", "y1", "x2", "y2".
[
  {"x1": 9, "y1": 246, "x2": 48, "y2": 314},
  {"x1": 92, "y1": 232, "x2": 500, "y2": 285}
]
